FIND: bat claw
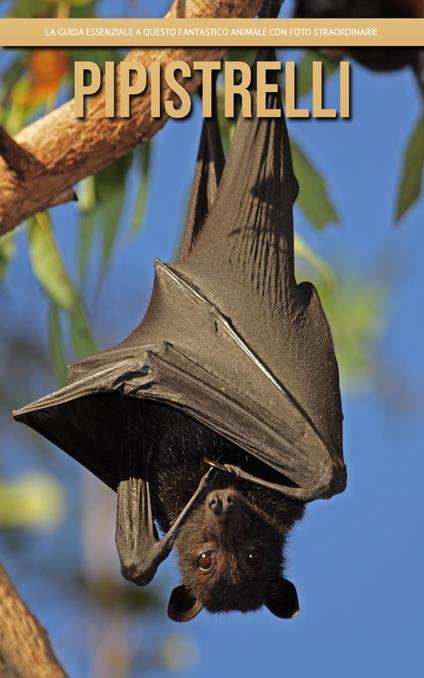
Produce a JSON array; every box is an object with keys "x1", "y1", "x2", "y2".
[
  {"x1": 204, "y1": 458, "x2": 224, "y2": 471},
  {"x1": 200, "y1": 466, "x2": 214, "y2": 487},
  {"x1": 204, "y1": 459, "x2": 233, "y2": 475}
]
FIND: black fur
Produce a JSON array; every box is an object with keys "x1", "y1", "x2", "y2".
[
  {"x1": 143, "y1": 401, "x2": 304, "y2": 614},
  {"x1": 145, "y1": 401, "x2": 304, "y2": 532}
]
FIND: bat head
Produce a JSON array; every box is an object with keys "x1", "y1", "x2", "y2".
[{"x1": 168, "y1": 486, "x2": 300, "y2": 622}]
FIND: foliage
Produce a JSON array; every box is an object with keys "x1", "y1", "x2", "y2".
[
  {"x1": 28, "y1": 212, "x2": 97, "y2": 383},
  {"x1": 291, "y1": 139, "x2": 339, "y2": 229},
  {"x1": 294, "y1": 240, "x2": 384, "y2": 390},
  {"x1": 0, "y1": 472, "x2": 65, "y2": 528},
  {"x1": 395, "y1": 114, "x2": 424, "y2": 221},
  {"x1": 0, "y1": 232, "x2": 15, "y2": 279},
  {"x1": 0, "y1": 3, "x2": 421, "y2": 675}
]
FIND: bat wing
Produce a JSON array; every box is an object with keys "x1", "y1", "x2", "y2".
[
  {"x1": 179, "y1": 91, "x2": 225, "y2": 262},
  {"x1": 13, "y1": 59, "x2": 346, "y2": 503}
]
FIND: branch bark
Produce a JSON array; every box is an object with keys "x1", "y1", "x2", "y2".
[
  {"x1": 0, "y1": 564, "x2": 67, "y2": 677},
  {"x1": 0, "y1": 0, "x2": 264, "y2": 235}
]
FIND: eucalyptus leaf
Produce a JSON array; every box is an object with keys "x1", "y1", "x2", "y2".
[
  {"x1": 69, "y1": 0, "x2": 97, "y2": 7},
  {"x1": 0, "y1": 472, "x2": 65, "y2": 528},
  {"x1": 291, "y1": 139, "x2": 339, "y2": 229},
  {"x1": 78, "y1": 210, "x2": 97, "y2": 280},
  {"x1": 129, "y1": 142, "x2": 151, "y2": 236},
  {"x1": 224, "y1": 48, "x2": 258, "y2": 66},
  {"x1": 0, "y1": 231, "x2": 15, "y2": 281},
  {"x1": 0, "y1": 53, "x2": 27, "y2": 105},
  {"x1": 294, "y1": 234, "x2": 336, "y2": 287},
  {"x1": 69, "y1": 305, "x2": 97, "y2": 358},
  {"x1": 8, "y1": 0, "x2": 51, "y2": 17},
  {"x1": 73, "y1": 574, "x2": 162, "y2": 613},
  {"x1": 48, "y1": 303, "x2": 67, "y2": 386},
  {"x1": 313, "y1": 277, "x2": 384, "y2": 389},
  {"x1": 395, "y1": 115, "x2": 424, "y2": 221},
  {"x1": 294, "y1": 50, "x2": 340, "y2": 99},
  {"x1": 28, "y1": 213, "x2": 75, "y2": 310},
  {"x1": 69, "y1": 0, "x2": 98, "y2": 19},
  {"x1": 78, "y1": 175, "x2": 97, "y2": 279},
  {"x1": 217, "y1": 85, "x2": 235, "y2": 153},
  {"x1": 70, "y1": 47, "x2": 122, "y2": 66},
  {"x1": 158, "y1": 634, "x2": 198, "y2": 672},
  {"x1": 96, "y1": 151, "x2": 133, "y2": 280},
  {"x1": 29, "y1": 212, "x2": 97, "y2": 361}
]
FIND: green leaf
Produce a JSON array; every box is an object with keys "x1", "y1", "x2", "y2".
[
  {"x1": 314, "y1": 277, "x2": 384, "y2": 390},
  {"x1": 28, "y1": 213, "x2": 75, "y2": 310},
  {"x1": 48, "y1": 302, "x2": 67, "y2": 386},
  {"x1": 70, "y1": 47, "x2": 122, "y2": 66},
  {"x1": 0, "y1": 231, "x2": 15, "y2": 281},
  {"x1": 291, "y1": 139, "x2": 339, "y2": 229},
  {"x1": 69, "y1": 0, "x2": 97, "y2": 7},
  {"x1": 0, "y1": 53, "x2": 27, "y2": 106},
  {"x1": 73, "y1": 574, "x2": 162, "y2": 613},
  {"x1": 69, "y1": 305, "x2": 97, "y2": 358},
  {"x1": 217, "y1": 85, "x2": 235, "y2": 153},
  {"x1": 294, "y1": 234, "x2": 336, "y2": 287},
  {"x1": 69, "y1": 0, "x2": 99, "y2": 19},
  {"x1": 224, "y1": 48, "x2": 258, "y2": 66},
  {"x1": 77, "y1": 175, "x2": 97, "y2": 279},
  {"x1": 0, "y1": 472, "x2": 65, "y2": 529},
  {"x1": 77, "y1": 153, "x2": 134, "y2": 288},
  {"x1": 78, "y1": 210, "x2": 97, "y2": 280},
  {"x1": 29, "y1": 211, "x2": 97, "y2": 361},
  {"x1": 4, "y1": 75, "x2": 30, "y2": 136},
  {"x1": 395, "y1": 115, "x2": 424, "y2": 221},
  {"x1": 8, "y1": 0, "x2": 51, "y2": 17},
  {"x1": 158, "y1": 634, "x2": 198, "y2": 672},
  {"x1": 96, "y1": 151, "x2": 133, "y2": 279},
  {"x1": 295, "y1": 50, "x2": 340, "y2": 99},
  {"x1": 129, "y1": 142, "x2": 151, "y2": 236}
]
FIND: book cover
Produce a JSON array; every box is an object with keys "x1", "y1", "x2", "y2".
[{"x1": 0, "y1": 2, "x2": 423, "y2": 677}]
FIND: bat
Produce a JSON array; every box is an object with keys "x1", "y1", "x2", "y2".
[{"x1": 13, "y1": 54, "x2": 346, "y2": 621}]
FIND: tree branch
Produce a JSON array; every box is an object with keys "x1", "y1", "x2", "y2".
[
  {"x1": 0, "y1": 0, "x2": 264, "y2": 235},
  {"x1": 0, "y1": 564, "x2": 67, "y2": 677}
]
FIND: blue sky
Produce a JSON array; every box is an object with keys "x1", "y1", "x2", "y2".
[{"x1": 1, "y1": 5, "x2": 424, "y2": 678}]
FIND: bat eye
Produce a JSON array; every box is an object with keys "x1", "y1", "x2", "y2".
[
  {"x1": 197, "y1": 551, "x2": 214, "y2": 572},
  {"x1": 245, "y1": 547, "x2": 264, "y2": 568}
]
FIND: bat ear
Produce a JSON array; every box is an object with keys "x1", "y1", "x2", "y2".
[
  {"x1": 167, "y1": 585, "x2": 203, "y2": 623},
  {"x1": 265, "y1": 576, "x2": 300, "y2": 619}
]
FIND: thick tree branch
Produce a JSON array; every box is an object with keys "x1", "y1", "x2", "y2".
[
  {"x1": 0, "y1": 565, "x2": 67, "y2": 677},
  {"x1": 0, "y1": 0, "x2": 264, "y2": 235}
]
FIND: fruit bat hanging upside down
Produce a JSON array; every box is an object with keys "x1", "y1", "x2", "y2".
[{"x1": 13, "y1": 56, "x2": 346, "y2": 622}]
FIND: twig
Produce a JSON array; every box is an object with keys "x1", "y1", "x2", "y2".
[
  {"x1": 0, "y1": 564, "x2": 67, "y2": 677},
  {"x1": 0, "y1": 0, "x2": 264, "y2": 235}
]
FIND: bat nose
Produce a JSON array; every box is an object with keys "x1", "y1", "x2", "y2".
[{"x1": 208, "y1": 490, "x2": 236, "y2": 516}]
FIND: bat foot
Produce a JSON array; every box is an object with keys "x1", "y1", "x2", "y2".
[
  {"x1": 119, "y1": 544, "x2": 169, "y2": 587},
  {"x1": 120, "y1": 559, "x2": 154, "y2": 587}
]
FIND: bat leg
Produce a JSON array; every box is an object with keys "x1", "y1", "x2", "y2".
[{"x1": 116, "y1": 400, "x2": 214, "y2": 586}]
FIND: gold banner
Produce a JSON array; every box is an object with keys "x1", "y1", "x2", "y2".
[{"x1": 0, "y1": 18, "x2": 423, "y2": 47}]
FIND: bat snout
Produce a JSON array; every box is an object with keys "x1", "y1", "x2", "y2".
[{"x1": 207, "y1": 489, "x2": 238, "y2": 518}]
